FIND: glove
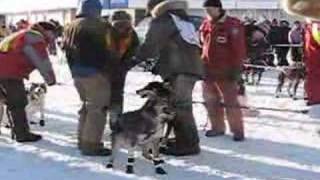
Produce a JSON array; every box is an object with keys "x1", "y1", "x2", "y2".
[
  {"x1": 124, "y1": 56, "x2": 142, "y2": 71},
  {"x1": 45, "y1": 71, "x2": 56, "y2": 86}
]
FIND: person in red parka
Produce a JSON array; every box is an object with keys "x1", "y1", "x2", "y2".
[
  {"x1": 200, "y1": 0, "x2": 247, "y2": 141},
  {"x1": 304, "y1": 20, "x2": 320, "y2": 105},
  {"x1": 0, "y1": 21, "x2": 57, "y2": 142}
]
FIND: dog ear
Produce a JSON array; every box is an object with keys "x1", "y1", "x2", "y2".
[
  {"x1": 40, "y1": 84, "x2": 47, "y2": 92},
  {"x1": 30, "y1": 83, "x2": 37, "y2": 91},
  {"x1": 162, "y1": 81, "x2": 174, "y2": 93}
]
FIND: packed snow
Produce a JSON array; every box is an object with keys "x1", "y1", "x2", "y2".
[{"x1": 1, "y1": 53, "x2": 320, "y2": 180}]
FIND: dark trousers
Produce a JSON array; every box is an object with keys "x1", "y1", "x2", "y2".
[
  {"x1": 0, "y1": 79, "x2": 30, "y2": 138},
  {"x1": 276, "y1": 47, "x2": 290, "y2": 66},
  {"x1": 291, "y1": 47, "x2": 303, "y2": 62},
  {"x1": 109, "y1": 71, "x2": 127, "y2": 128},
  {"x1": 169, "y1": 75, "x2": 199, "y2": 150}
]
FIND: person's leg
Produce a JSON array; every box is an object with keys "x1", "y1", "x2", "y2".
[
  {"x1": 108, "y1": 72, "x2": 126, "y2": 130},
  {"x1": 202, "y1": 79, "x2": 225, "y2": 137},
  {"x1": 73, "y1": 80, "x2": 87, "y2": 149},
  {"x1": 305, "y1": 69, "x2": 320, "y2": 105},
  {"x1": 164, "y1": 75, "x2": 200, "y2": 156},
  {"x1": 0, "y1": 79, "x2": 41, "y2": 142},
  {"x1": 74, "y1": 73, "x2": 111, "y2": 155},
  {"x1": 219, "y1": 80, "x2": 245, "y2": 141}
]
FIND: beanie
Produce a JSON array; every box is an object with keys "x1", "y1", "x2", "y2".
[
  {"x1": 76, "y1": 0, "x2": 102, "y2": 18},
  {"x1": 203, "y1": 0, "x2": 222, "y2": 8}
]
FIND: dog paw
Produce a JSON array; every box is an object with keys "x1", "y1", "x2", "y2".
[
  {"x1": 39, "y1": 120, "x2": 45, "y2": 127},
  {"x1": 106, "y1": 163, "x2": 113, "y2": 169},
  {"x1": 29, "y1": 121, "x2": 37, "y2": 125},
  {"x1": 126, "y1": 166, "x2": 134, "y2": 174},
  {"x1": 142, "y1": 153, "x2": 153, "y2": 160},
  {"x1": 155, "y1": 167, "x2": 167, "y2": 175}
]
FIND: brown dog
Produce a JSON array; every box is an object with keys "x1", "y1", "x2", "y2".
[{"x1": 275, "y1": 62, "x2": 305, "y2": 99}]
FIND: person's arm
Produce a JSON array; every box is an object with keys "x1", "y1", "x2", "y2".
[
  {"x1": 133, "y1": 17, "x2": 176, "y2": 67},
  {"x1": 229, "y1": 23, "x2": 247, "y2": 70},
  {"x1": 23, "y1": 32, "x2": 56, "y2": 85},
  {"x1": 282, "y1": 0, "x2": 320, "y2": 19}
]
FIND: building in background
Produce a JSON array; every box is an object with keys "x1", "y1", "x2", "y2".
[
  {"x1": 129, "y1": 0, "x2": 298, "y2": 23},
  {"x1": 0, "y1": 0, "x2": 299, "y2": 27},
  {"x1": 0, "y1": 0, "x2": 78, "y2": 26}
]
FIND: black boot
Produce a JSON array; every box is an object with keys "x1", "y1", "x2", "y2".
[
  {"x1": 81, "y1": 148, "x2": 112, "y2": 156},
  {"x1": 16, "y1": 132, "x2": 42, "y2": 143},
  {"x1": 160, "y1": 143, "x2": 200, "y2": 156},
  {"x1": 205, "y1": 130, "x2": 225, "y2": 137},
  {"x1": 80, "y1": 142, "x2": 111, "y2": 156}
]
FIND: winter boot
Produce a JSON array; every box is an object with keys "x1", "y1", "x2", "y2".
[{"x1": 16, "y1": 132, "x2": 42, "y2": 143}]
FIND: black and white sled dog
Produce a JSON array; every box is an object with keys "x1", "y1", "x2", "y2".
[
  {"x1": 0, "y1": 83, "x2": 47, "y2": 132},
  {"x1": 106, "y1": 81, "x2": 176, "y2": 175}
]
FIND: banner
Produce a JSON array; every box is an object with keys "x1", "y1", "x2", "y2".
[
  {"x1": 100, "y1": 0, "x2": 110, "y2": 9},
  {"x1": 110, "y1": 0, "x2": 128, "y2": 8}
]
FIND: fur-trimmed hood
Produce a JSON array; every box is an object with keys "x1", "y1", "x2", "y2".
[
  {"x1": 282, "y1": 0, "x2": 320, "y2": 20},
  {"x1": 151, "y1": 0, "x2": 188, "y2": 18}
]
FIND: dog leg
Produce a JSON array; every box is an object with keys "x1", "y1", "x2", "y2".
[
  {"x1": 0, "y1": 105, "x2": 3, "y2": 135},
  {"x1": 39, "y1": 99, "x2": 45, "y2": 126},
  {"x1": 292, "y1": 79, "x2": 301, "y2": 100},
  {"x1": 288, "y1": 81, "x2": 293, "y2": 98},
  {"x1": 162, "y1": 122, "x2": 173, "y2": 147},
  {"x1": 142, "y1": 144, "x2": 153, "y2": 160},
  {"x1": 275, "y1": 73, "x2": 285, "y2": 98},
  {"x1": 152, "y1": 139, "x2": 166, "y2": 175},
  {"x1": 126, "y1": 146, "x2": 135, "y2": 174},
  {"x1": 106, "y1": 135, "x2": 119, "y2": 169}
]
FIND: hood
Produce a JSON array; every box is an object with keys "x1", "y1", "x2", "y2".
[
  {"x1": 76, "y1": 0, "x2": 102, "y2": 18},
  {"x1": 151, "y1": 0, "x2": 188, "y2": 18}
]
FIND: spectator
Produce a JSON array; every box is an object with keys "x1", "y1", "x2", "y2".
[
  {"x1": 303, "y1": 20, "x2": 320, "y2": 105},
  {"x1": 0, "y1": 21, "x2": 57, "y2": 142},
  {"x1": 63, "y1": 0, "x2": 115, "y2": 156},
  {"x1": 131, "y1": 0, "x2": 204, "y2": 156},
  {"x1": 0, "y1": 25, "x2": 10, "y2": 39},
  {"x1": 108, "y1": 11, "x2": 140, "y2": 129},
  {"x1": 199, "y1": 0, "x2": 246, "y2": 141},
  {"x1": 289, "y1": 21, "x2": 304, "y2": 62},
  {"x1": 275, "y1": 20, "x2": 291, "y2": 66}
]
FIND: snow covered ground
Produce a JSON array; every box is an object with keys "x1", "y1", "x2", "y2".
[{"x1": 1, "y1": 56, "x2": 320, "y2": 180}]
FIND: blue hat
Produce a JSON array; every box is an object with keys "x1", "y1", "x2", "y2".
[{"x1": 76, "y1": 0, "x2": 102, "y2": 18}]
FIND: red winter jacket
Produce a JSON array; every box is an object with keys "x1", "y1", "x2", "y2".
[
  {"x1": 304, "y1": 21, "x2": 320, "y2": 105},
  {"x1": 0, "y1": 29, "x2": 55, "y2": 83},
  {"x1": 200, "y1": 14, "x2": 247, "y2": 79}
]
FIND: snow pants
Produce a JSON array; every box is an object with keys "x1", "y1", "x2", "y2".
[
  {"x1": 169, "y1": 75, "x2": 200, "y2": 151},
  {"x1": 0, "y1": 79, "x2": 30, "y2": 138},
  {"x1": 202, "y1": 78, "x2": 244, "y2": 137},
  {"x1": 74, "y1": 73, "x2": 111, "y2": 151}
]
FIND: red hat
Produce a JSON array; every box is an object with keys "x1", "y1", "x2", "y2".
[{"x1": 203, "y1": 0, "x2": 222, "y2": 8}]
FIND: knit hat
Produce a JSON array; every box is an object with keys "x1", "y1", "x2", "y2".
[
  {"x1": 110, "y1": 11, "x2": 132, "y2": 22},
  {"x1": 203, "y1": 0, "x2": 222, "y2": 8},
  {"x1": 76, "y1": 0, "x2": 102, "y2": 18},
  {"x1": 146, "y1": 0, "x2": 165, "y2": 16}
]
